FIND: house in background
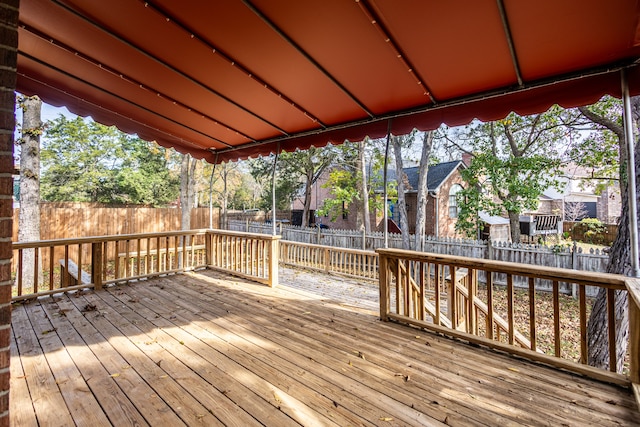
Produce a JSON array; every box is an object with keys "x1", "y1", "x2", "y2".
[
  {"x1": 292, "y1": 160, "x2": 466, "y2": 238},
  {"x1": 290, "y1": 168, "x2": 378, "y2": 229},
  {"x1": 387, "y1": 160, "x2": 466, "y2": 238},
  {"x1": 533, "y1": 163, "x2": 620, "y2": 224}
]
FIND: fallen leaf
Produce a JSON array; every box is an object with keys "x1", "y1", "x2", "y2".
[
  {"x1": 380, "y1": 417, "x2": 393, "y2": 422},
  {"x1": 272, "y1": 392, "x2": 282, "y2": 405},
  {"x1": 82, "y1": 304, "x2": 97, "y2": 312},
  {"x1": 507, "y1": 367, "x2": 520, "y2": 372},
  {"x1": 110, "y1": 373, "x2": 120, "y2": 378}
]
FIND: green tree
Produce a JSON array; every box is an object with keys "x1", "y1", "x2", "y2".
[
  {"x1": 250, "y1": 147, "x2": 337, "y2": 225},
  {"x1": 41, "y1": 115, "x2": 179, "y2": 206},
  {"x1": 454, "y1": 109, "x2": 573, "y2": 242},
  {"x1": 317, "y1": 138, "x2": 396, "y2": 232}
]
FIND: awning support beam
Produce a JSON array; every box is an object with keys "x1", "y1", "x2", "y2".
[
  {"x1": 272, "y1": 143, "x2": 280, "y2": 236},
  {"x1": 383, "y1": 119, "x2": 392, "y2": 248},
  {"x1": 622, "y1": 69, "x2": 640, "y2": 277}
]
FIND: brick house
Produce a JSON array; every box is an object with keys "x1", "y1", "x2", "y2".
[
  {"x1": 294, "y1": 160, "x2": 466, "y2": 237},
  {"x1": 388, "y1": 160, "x2": 466, "y2": 238}
]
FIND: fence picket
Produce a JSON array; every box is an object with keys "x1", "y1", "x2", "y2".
[{"x1": 229, "y1": 220, "x2": 608, "y2": 297}]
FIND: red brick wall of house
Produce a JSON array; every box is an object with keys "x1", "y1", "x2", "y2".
[
  {"x1": 403, "y1": 168, "x2": 465, "y2": 238},
  {"x1": 0, "y1": 1, "x2": 18, "y2": 424}
]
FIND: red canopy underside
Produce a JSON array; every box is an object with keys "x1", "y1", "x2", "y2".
[{"x1": 17, "y1": 0, "x2": 640, "y2": 163}]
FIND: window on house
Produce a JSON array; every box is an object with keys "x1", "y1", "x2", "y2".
[
  {"x1": 342, "y1": 201, "x2": 348, "y2": 220},
  {"x1": 449, "y1": 184, "x2": 463, "y2": 218}
]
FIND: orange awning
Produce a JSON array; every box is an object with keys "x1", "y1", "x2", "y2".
[{"x1": 17, "y1": 0, "x2": 640, "y2": 163}]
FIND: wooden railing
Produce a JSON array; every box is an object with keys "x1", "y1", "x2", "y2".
[
  {"x1": 206, "y1": 229, "x2": 280, "y2": 287},
  {"x1": 377, "y1": 248, "x2": 640, "y2": 389},
  {"x1": 12, "y1": 229, "x2": 280, "y2": 300},
  {"x1": 280, "y1": 240, "x2": 378, "y2": 281}
]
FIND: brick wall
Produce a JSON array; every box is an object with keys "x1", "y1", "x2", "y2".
[{"x1": 0, "y1": 1, "x2": 18, "y2": 425}]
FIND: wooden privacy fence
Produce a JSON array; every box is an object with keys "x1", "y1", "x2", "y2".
[
  {"x1": 377, "y1": 248, "x2": 640, "y2": 391},
  {"x1": 12, "y1": 229, "x2": 279, "y2": 300},
  {"x1": 14, "y1": 206, "x2": 218, "y2": 242},
  {"x1": 12, "y1": 206, "x2": 218, "y2": 272}
]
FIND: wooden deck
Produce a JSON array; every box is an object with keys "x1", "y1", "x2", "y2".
[{"x1": 10, "y1": 268, "x2": 640, "y2": 426}]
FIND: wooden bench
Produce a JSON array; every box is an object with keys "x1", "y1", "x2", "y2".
[{"x1": 59, "y1": 259, "x2": 92, "y2": 287}]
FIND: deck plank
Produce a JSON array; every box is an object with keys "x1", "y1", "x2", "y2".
[
  {"x1": 37, "y1": 296, "x2": 151, "y2": 427},
  {"x1": 87, "y1": 288, "x2": 298, "y2": 427},
  {"x1": 125, "y1": 281, "x2": 432, "y2": 427},
  {"x1": 12, "y1": 302, "x2": 77, "y2": 427},
  {"x1": 63, "y1": 292, "x2": 222, "y2": 427},
  {"x1": 54, "y1": 295, "x2": 189, "y2": 426},
  {"x1": 156, "y1": 272, "x2": 622, "y2": 426},
  {"x1": 10, "y1": 268, "x2": 640, "y2": 426},
  {"x1": 9, "y1": 323, "x2": 38, "y2": 427},
  {"x1": 22, "y1": 300, "x2": 113, "y2": 427}
]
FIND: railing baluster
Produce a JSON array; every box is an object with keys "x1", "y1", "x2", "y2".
[
  {"x1": 125, "y1": 240, "x2": 130, "y2": 277},
  {"x1": 450, "y1": 265, "x2": 458, "y2": 329},
  {"x1": 33, "y1": 247, "x2": 40, "y2": 293},
  {"x1": 77, "y1": 243, "x2": 83, "y2": 286},
  {"x1": 579, "y1": 283, "x2": 587, "y2": 364},
  {"x1": 17, "y1": 249, "x2": 23, "y2": 297},
  {"x1": 48, "y1": 246, "x2": 54, "y2": 291},
  {"x1": 553, "y1": 280, "x2": 561, "y2": 357},
  {"x1": 434, "y1": 263, "x2": 441, "y2": 326},
  {"x1": 607, "y1": 288, "x2": 617, "y2": 372},
  {"x1": 507, "y1": 274, "x2": 514, "y2": 345},
  {"x1": 136, "y1": 239, "x2": 142, "y2": 276},
  {"x1": 63, "y1": 245, "x2": 69, "y2": 288},
  {"x1": 419, "y1": 262, "x2": 425, "y2": 321},
  {"x1": 487, "y1": 271, "x2": 494, "y2": 340},
  {"x1": 468, "y1": 268, "x2": 476, "y2": 335},
  {"x1": 528, "y1": 277, "x2": 536, "y2": 351}
]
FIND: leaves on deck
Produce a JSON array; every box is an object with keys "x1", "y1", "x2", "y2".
[{"x1": 81, "y1": 303, "x2": 97, "y2": 312}]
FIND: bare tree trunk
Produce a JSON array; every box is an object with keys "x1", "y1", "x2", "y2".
[
  {"x1": 221, "y1": 163, "x2": 229, "y2": 230},
  {"x1": 180, "y1": 154, "x2": 198, "y2": 231},
  {"x1": 585, "y1": 97, "x2": 640, "y2": 372},
  {"x1": 302, "y1": 168, "x2": 313, "y2": 228},
  {"x1": 357, "y1": 139, "x2": 371, "y2": 233},
  {"x1": 392, "y1": 136, "x2": 411, "y2": 250},
  {"x1": 508, "y1": 210, "x2": 520, "y2": 243},
  {"x1": 17, "y1": 96, "x2": 42, "y2": 289},
  {"x1": 414, "y1": 131, "x2": 433, "y2": 252}
]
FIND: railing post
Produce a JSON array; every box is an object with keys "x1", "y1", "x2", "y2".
[
  {"x1": 378, "y1": 251, "x2": 389, "y2": 321},
  {"x1": 268, "y1": 237, "x2": 279, "y2": 288},
  {"x1": 324, "y1": 247, "x2": 330, "y2": 273},
  {"x1": 628, "y1": 278, "x2": 640, "y2": 383},
  {"x1": 630, "y1": 300, "x2": 640, "y2": 383},
  {"x1": 91, "y1": 242, "x2": 103, "y2": 291},
  {"x1": 205, "y1": 231, "x2": 213, "y2": 266}
]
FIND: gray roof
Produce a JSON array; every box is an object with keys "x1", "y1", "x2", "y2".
[{"x1": 387, "y1": 160, "x2": 463, "y2": 192}]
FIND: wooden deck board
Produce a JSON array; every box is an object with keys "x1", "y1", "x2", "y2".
[{"x1": 10, "y1": 268, "x2": 640, "y2": 426}]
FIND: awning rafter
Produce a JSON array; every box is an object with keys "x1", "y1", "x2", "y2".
[
  {"x1": 242, "y1": 0, "x2": 375, "y2": 119},
  {"x1": 496, "y1": 0, "x2": 524, "y2": 88},
  {"x1": 19, "y1": 53, "x2": 233, "y2": 150},
  {"x1": 355, "y1": 0, "x2": 437, "y2": 104},
  {"x1": 141, "y1": 0, "x2": 325, "y2": 130},
  {"x1": 50, "y1": 0, "x2": 291, "y2": 139}
]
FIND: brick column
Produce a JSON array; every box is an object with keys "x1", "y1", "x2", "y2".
[{"x1": 0, "y1": 1, "x2": 19, "y2": 425}]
